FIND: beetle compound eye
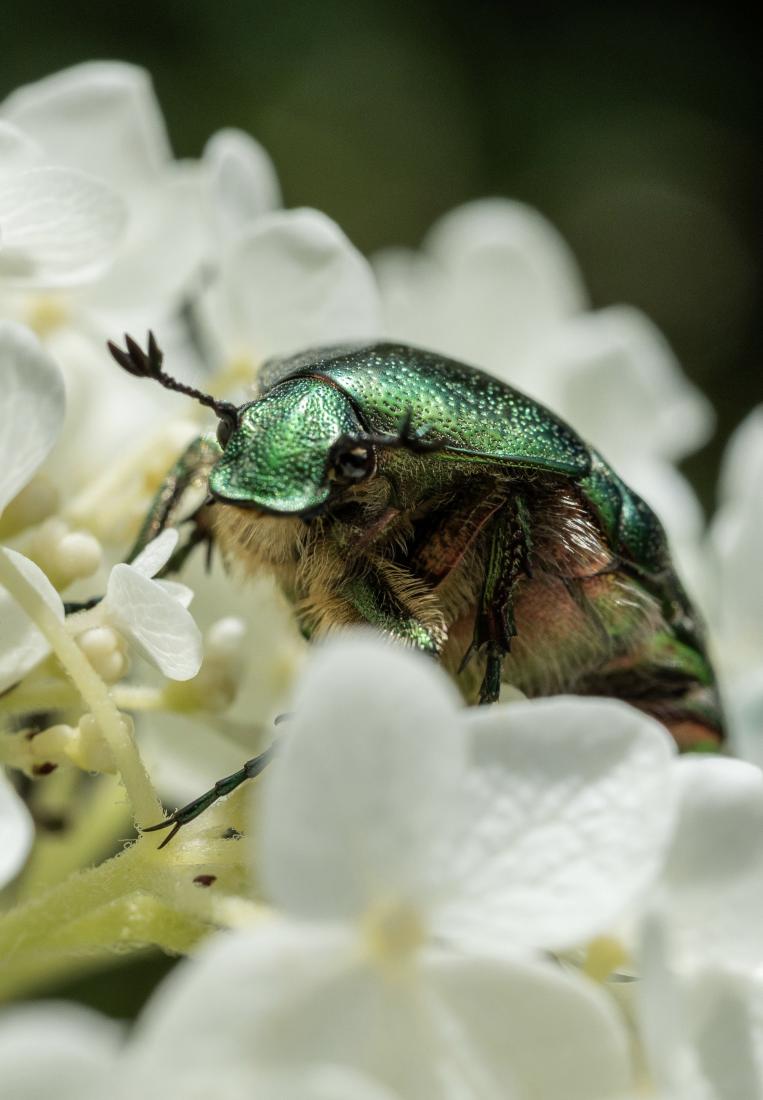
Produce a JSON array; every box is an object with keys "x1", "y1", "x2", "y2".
[
  {"x1": 216, "y1": 413, "x2": 237, "y2": 449},
  {"x1": 331, "y1": 442, "x2": 375, "y2": 484}
]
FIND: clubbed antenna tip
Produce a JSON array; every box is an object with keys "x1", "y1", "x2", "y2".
[
  {"x1": 107, "y1": 332, "x2": 238, "y2": 431},
  {"x1": 107, "y1": 331, "x2": 164, "y2": 378}
]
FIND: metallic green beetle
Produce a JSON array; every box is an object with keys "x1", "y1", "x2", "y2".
[{"x1": 110, "y1": 334, "x2": 723, "y2": 842}]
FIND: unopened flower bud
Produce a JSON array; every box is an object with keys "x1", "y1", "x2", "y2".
[
  {"x1": 77, "y1": 626, "x2": 130, "y2": 682},
  {"x1": 23, "y1": 518, "x2": 103, "y2": 589},
  {"x1": 73, "y1": 713, "x2": 121, "y2": 773},
  {"x1": 16, "y1": 723, "x2": 76, "y2": 776},
  {"x1": 56, "y1": 531, "x2": 102, "y2": 582}
]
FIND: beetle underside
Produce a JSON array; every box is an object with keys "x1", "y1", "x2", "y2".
[{"x1": 210, "y1": 470, "x2": 719, "y2": 750}]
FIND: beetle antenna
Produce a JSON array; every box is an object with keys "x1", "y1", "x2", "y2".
[{"x1": 107, "y1": 332, "x2": 238, "y2": 432}]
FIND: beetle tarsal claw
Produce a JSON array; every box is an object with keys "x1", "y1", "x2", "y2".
[
  {"x1": 142, "y1": 815, "x2": 184, "y2": 850},
  {"x1": 142, "y1": 816, "x2": 178, "y2": 833}
]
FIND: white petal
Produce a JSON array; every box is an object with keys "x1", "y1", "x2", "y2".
[
  {"x1": 425, "y1": 199, "x2": 586, "y2": 316},
  {"x1": 0, "y1": 121, "x2": 42, "y2": 176},
  {"x1": 0, "y1": 1003, "x2": 122, "y2": 1100},
  {"x1": 435, "y1": 696, "x2": 676, "y2": 954},
  {"x1": 728, "y1": 670, "x2": 763, "y2": 769},
  {"x1": 657, "y1": 755, "x2": 763, "y2": 973},
  {"x1": 260, "y1": 633, "x2": 466, "y2": 920},
  {"x1": 377, "y1": 199, "x2": 586, "y2": 382},
  {"x1": 135, "y1": 921, "x2": 491, "y2": 1100},
  {"x1": 0, "y1": 166, "x2": 126, "y2": 287},
  {"x1": 711, "y1": 480, "x2": 763, "y2": 675},
  {"x1": 718, "y1": 405, "x2": 763, "y2": 507},
  {"x1": 0, "y1": 769, "x2": 34, "y2": 886},
  {"x1": 535, "y1": 306, "x2": 714, "y2": 465},
  {"x1": 424, "y1": 952, "x2": 632, "y2": 1100},
  {"x1": 0, "y1": 548, "x2": 66, "y2": 694},
  {"x1": 129, "y1": 529, "x2": 179, "y2": 578},
  {"x1": 374, "y1": 246, "x2": 443, "y2": 349},
  {"x1": 133, "y1": 922, "x2": 356, "y2": 1077},
  {"x1": 155, "y1": 579, "x2": 194, "y2": 609},
  {"x1": 1, "y1": 61, "x2": 171, "y2": 192},
  {"x1": 105, "y1": 564, "x2": 202, "y2": 680},
  {"x1": 637, "y1": 915, "x2": 713, "y2": 1100},
  {"x1": 138, "y1": 922, "x2": 631, "y2": 1100},
  {"x1": 638, "y1": 915, "x2": 763, "y2": 1100},
  {"x1": 82, "y1": 162, "x2": 205, "y2": 315},
  {"x1": 204, "y1": 128, "x2": 281, "y2": 240},
  {"x1": 223, "y1": 208, "x2": 382, "y2": 361},
  {"x1": 687, "y1": 970, "x2": 763, "y2": 1100},
  {"x1": 0, "y1": 321, "x2": 65, "y2": 511}
]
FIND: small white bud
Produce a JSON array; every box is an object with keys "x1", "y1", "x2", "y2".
[
  {"x1": 74, "y1": 713, "x2": 121, "y2": 773},
  {"x1": 78, "y1": 626, "x2": 130, "y2": 682},
  {"x1": 16, "y1": 723, "x2": 76, "y2": 776},
  {"x1": 207, "y1": 617, "x2": 246, "y2": 660},
  {"x1": 23, "y1": 518, "x2": 103, "y2": 589},
  {"x1": 56, "y1": 531, "x2": 102, "y2": 582}
]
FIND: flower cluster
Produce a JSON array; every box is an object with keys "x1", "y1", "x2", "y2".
[{"x1": 0, "y1": 61, "x2": 761, "y2": 1099}]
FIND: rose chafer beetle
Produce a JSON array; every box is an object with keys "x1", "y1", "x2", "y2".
[{"x1": 109, "y1": 334, "x2": 723, "y2": 844}]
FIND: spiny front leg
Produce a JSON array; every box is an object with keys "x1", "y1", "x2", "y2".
[
  {"x1": 144, "y1": 744, "x2": 277, "y2": 848},
  {"x1": 127, "y1": 433, "x2": 222, "y2": 572},
  {"x1": 467, "y1": 495, "x2": 533, "y2": 704}
]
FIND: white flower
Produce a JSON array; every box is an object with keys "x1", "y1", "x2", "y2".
[
  {"x1": 649, "y1": 756, "x2": 763, "y2": 976},
  {"x1": 374, "y1": 197, "x2": 586, "y2": 377},
  {"x1": 0, "y1": 321, "x2": 66, "y2": 883},
  {"x1": 0, "y1": 769, "x2": 34, "y2": 888},
  {"x1": 0, "y1": 120, "x2": 126, "y2": 289},
  {"x1": 0, "y1": 321, "x2": 67, "y2": 691},
  {"x1": 137, "y1": 560, "x2": 305, "y2": 804},
  {"x1": 629, "y1": 755, "x2": 763, "y2": 1099},
  {"x1": 709, "y1": 407, "x2": 763, "y2": 676},
  {"x1": 101, "y1": 528, "x2": 202, "y2": 681},
  {"x1": 637, "y1": 917, "x2": 763, "y2": 1100},
  {"x1": 128, "y1": 635, "x2": 683, "y2": 1098},
  {"x1": 0, "y1": 999, "x2": 402, "y2": 1100},
  {"x1": 0, "y1": 64, "x2": 208, "y2": 498},
  {"x1": 1, "y1": 61, "x2": 205, "y2": 325},
  {"x1": 202, "y1": 127, "x2": 281, "y2": 248},
  {"x1": 198, "y1": 206, "x2": 383, "y2": 379},
  {"x1": 704, "y1": 408, "x2": 763, "y2": 763}
]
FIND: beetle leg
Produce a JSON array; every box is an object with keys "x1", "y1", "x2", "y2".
[
  {"x1": 470, "y1": 495, "x2": 533, "y2": 705},
  {"x1": 341, "y1": 569, "x2": 445, "y2": 654},
  {"x1": 143, "y1": 743, "x2": 277, "y2": 848},
  {"x1": 127, "y1": 434, "x2": 221, "y2": 573}
]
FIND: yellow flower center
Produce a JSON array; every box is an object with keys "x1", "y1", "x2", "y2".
[
  {"x1": 26, "y1": 295, "x2": 69, "y2": 337},
  {"x1": 362, "y1": 898, "x2": 426, "y2": 967},
  {"x1": 582, "y1": 935, "x2": 629, "y2": 983}
]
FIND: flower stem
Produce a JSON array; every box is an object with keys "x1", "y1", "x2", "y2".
[
  {"x1": 0, "y1": 550, "x2": 161, "y2": 828},
  {"x1": 0, "y1": 845, "x2": 208, "y2": 1001}
]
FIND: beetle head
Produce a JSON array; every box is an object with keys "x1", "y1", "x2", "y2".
[
  {"x1": 209, "y1": 378, "x2": 371, "y2": 515},
  {"x1": 108, "y1": 334, "x2": 375, "y2": 517}
]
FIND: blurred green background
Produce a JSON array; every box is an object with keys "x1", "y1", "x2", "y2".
[
  {"x1": 5, "y1": 0, "x2": 761, "y2": 507},
  {"x1": 4, "y1": 0, "x2": 760, "y2": 1015}
]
